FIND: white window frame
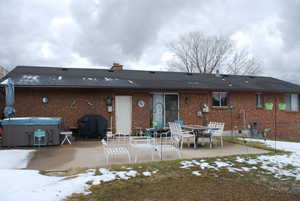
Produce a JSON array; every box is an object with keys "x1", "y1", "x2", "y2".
[
  {"x1": 212, "y1": 92, "x2": 228, "y2": 107},
  {"x1": 256, "y1": 93, "x2": 264, "y2": 108},
  {"x1": 285, "y1": 93, "x2": 299, "y2": 111}
]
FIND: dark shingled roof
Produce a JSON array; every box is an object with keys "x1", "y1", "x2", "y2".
[{"x1": 1, "y1": 65, "x2": 300, "y2": 93}]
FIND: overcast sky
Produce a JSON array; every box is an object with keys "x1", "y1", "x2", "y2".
[{"x1": 0, "y1": 0, "x2": 300, "y2": 83}]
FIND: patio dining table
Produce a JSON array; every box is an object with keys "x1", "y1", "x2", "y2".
[
  {"x1": 181, "y1": 125, "x2": 218, "y2": 148},
  {"x1": 145, "y1": 127, "x2": 170, "y2": 137}
]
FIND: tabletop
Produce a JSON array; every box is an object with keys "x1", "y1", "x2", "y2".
[{"x1": 182, "y1": 125, "x2": 219, "y2": 130}]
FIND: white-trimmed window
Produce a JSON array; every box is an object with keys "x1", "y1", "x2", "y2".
[
  {"x1": 212, "y1": 92, "x2": 228, "y2": 107},
  {"x1": 256, "y1": 93, "x2": 264, "y2": 108},
  {"x1": 285, "y1": 93, "x2": 299, "y2": 111}
]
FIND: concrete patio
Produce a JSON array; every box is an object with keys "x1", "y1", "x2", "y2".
[{"x1": 25, "y1": 140, "x2": 268, "y2": 170}]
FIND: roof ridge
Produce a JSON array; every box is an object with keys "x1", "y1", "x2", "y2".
[{"x1": 13, "y1": 65, "x2": 272, "y2": 79}]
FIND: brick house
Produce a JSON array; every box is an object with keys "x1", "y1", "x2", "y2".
[{"x1": 1, "y1": 64, "x2": 300, "y2": 141}]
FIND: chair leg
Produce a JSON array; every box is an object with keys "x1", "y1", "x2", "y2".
[
  {"x1": 221, "y1": 136, "x2": 223, "y2": 148},
  {"x1": 151, "y1": 149, "x2": 154, "y2": 161},
  {"x1": 105, "y1": 155, "x2": 109, "y2": 165},
  {"x1": 127, "y1": 152, "x2": 131, "y2": 163},
  {"x1": 134, "y1": 154, "x2": 137, "y2": 163},
  {"x1": 177, "y1": 150, "x2": 182, "y2": 158}
]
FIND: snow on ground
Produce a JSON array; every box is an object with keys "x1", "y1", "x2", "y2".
[
  {"x1": 192, "y1": 170, "x2": 201, "y2": 176},
  {"x1": 0, "y1": 149, "x2": 156, "y2": 201},
  {"x1": 242, "y1": 138, "x2": 300, "y2": 180},
  {"x1": 143, "y1": 171, "x2": 152, "y2": 176},
  {"x1": 180, "y1": 139, "x2": 300, "y2": 180},
  {"x1": 2, "y1": 139, "x2": 300, "y2": 201},
  {"x1": 1, "y1": 167, "x2": 141, "y2": 201},
  {"x1": 0, "y1": 149, "x2": 35, "y2": 169}
]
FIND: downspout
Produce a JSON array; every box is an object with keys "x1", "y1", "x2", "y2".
[{"x1": 274, "y1": 95, "x2": 277, "y2": 152}]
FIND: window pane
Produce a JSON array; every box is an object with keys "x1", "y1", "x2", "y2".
[
  {"x1": 212, "y1": 92, "x2": 228, "y2": 106},
  {"x1": 285, "y1": 94, "x2": 291, "y2": 110},
  {"x1": 152, "y1": 94, "x2": 164, "y2": 127},
  {"x1": 212, "y1": 92, "x2": 220, "y2": 106},
  {"x1": 220, "y1": 92, "x2": 228, "y2": 106},
  {"x1": 291, "y1": 94, "x2": 299, "y2": 111},
  {"x1": 256, "y1": 93, "x2": 263, "y2": 107},
  {"x1": 165, "y1": 94, "x2": 179, "y2": 124},
  {"x1": 256, "y1": 94, "x2": 260, "y2": 107}
]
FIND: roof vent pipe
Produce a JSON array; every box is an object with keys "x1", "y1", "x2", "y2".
[{"x1": 215, "y1": 69, "x2": 221, "y2": 77}]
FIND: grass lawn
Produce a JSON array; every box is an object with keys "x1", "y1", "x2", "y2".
[
  {"x1": 60, "y1": 138, "x2": 300, "y2": 201},
  {"x1": 66, "y1": 154, "x2": 300, "y2": 201}
]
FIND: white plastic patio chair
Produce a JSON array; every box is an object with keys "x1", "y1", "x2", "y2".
[
  {"x1": 101, "y1": 139, "x2": 131, "y2": 165},
  {"x1": 129, "y1": 136, "x2": 155, "y2": 162},
  {"x1": 106, "y1": 128, "x2": 114, "y2": 139},
  {"x1": 169, "y1": 122, "x2": 195, "y2": 149},
  {"x1": 197, "y1": 122, "x2": 214, "y2": 148},
  {"x1": 154, "y1": 135, "x2": 181, "y2": 159},
  {"x1": 114, "y1": 128, "x2": 132, "y2": 137},
  {"x1": 210, "y1": 122, "x2": 225, "y2": 148}
]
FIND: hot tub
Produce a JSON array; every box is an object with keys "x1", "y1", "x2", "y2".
[{"x1": 0, "y1": 117, "x2": 62, "y2": 147}]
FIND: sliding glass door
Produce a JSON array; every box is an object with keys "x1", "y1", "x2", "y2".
[
  {"x1": 165, "y1": 94, "x2": 179, "y2": 124},
  {"x1": 152, "y1": 94, "x2": 164, "y2": 128},
  {"x1": 152, "y1": 93, "x2": 179, "y2": 127}
]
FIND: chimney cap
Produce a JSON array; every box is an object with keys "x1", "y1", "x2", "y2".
[
  {"x1": 113, "y1": 62, "x2": 121, "y2": 66},
  {"x1": 111, "y1": 63, "x2": 123, "y2": 71}
]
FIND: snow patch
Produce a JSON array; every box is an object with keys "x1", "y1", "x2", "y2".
[
  {"x1": 242, "y1": 138, "x2": 300, "y2": 180},
  {"x1": 143, "y1": 171, "x2": 152, "y2": 176},
  {"x1": 0, "y1": 168, "x2": 139, "y2": 201},
  {"x1": 192, "y1": 171, "x2": 201, "y2": 176},
  {"x1": 215, "y1": 161, "x2": 232, "y2": 168},
  {"x1": 0, "y1": 150, "x2": 35, "y2": 169}
]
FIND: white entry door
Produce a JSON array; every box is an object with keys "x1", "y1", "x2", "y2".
[{"x1": 115, "y1": 96, "x2": 132, "y2": 135}]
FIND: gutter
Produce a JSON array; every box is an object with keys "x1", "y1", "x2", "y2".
[{"x1": 1, "y1": 84, "x2": 300, "y2": 94}]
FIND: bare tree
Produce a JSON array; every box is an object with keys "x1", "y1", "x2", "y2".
[
  {"x1": 225, "y1": 49, "x2": 261, "y2": 75},
  {"x1": 167, "y1": 32, "x2": 261, "y2": 75}
]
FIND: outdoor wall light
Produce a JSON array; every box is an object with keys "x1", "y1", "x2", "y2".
[
  {"x1": 228, "y1": 104, "x2": 235, "y2": 109},
  {"x1": 104, "y1": 96, "x2": 113, "y2": 106},
  {"x1": 42, "y1": 97, "x2": 48, "y2": 103},
  {"x1": 184, "y1": 96, "x2": 189, "y2": 104}
]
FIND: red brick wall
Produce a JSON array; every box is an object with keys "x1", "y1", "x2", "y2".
[
  {"x1": 14, "y1": 88, "x2": 151, "y2": 133},
  {"x1": 15, "y1": 88, "x2": 113, "y2": 129},
  {"x1": 179, "y1": 91, "x2": 300, "y2": 141},
  {"x1": 131, "y1": 93, "x2": 151, "y2": 134},
  {"x1": 12, "y1": 87, "x2": 300, "y2": 141}
]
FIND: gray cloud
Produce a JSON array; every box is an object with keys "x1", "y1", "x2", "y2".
[
  {"x1": 0, "y1": 0, "x2": 79, "y2": 68},
  {"x1": 280, "y1": 0, "x2": 300, "y2": 50},
  {"x1": 0, "y1": 0, "x2": 300, "y2": 84},
  {"x1": 70, "y1": 0, "x2": 203, "y2": 66}
]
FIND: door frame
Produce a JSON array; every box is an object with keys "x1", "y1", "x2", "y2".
[{"x1": 151, "y1": 92, "x2": 180, "y2": 126}]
